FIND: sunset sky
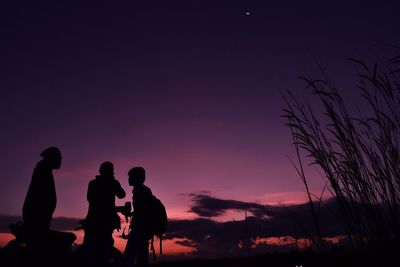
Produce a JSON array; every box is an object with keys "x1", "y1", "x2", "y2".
[{"x1": 1, "y1": 0, "x2": 399, "y2": 258}]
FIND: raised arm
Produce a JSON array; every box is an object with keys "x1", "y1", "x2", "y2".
[{"x1": 114, "y1": 180, "x2": 126, "y2": 199}]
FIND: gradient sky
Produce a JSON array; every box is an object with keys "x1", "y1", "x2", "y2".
[{"x1": 1, "y1": 0, "x2": 400, "y2": 257}]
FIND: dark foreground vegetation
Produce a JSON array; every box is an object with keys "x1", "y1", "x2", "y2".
[{"x1": 283, "y1": 50, "x2": 400, "y2": 253}]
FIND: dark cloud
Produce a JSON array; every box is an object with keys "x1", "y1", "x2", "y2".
[
  {"x1": 189, "y1": 193, "x2": 342, "y2": 226},
  {"x1": 164, "y1": 194, "x2": 346, "y2": 257},
  {"x1": 0, "y1": 215, "x2": 82, "y2": 233},
  {"x1": 0, "y1": 215, "x2": 21, "y2": 232},
  {"x1": 186, "y1": 193, "x2": 347, "y2": 238},
  {"x1": 166, "y1": 216, "x2": 344, "y2": 257},
  {"x1": 50, "y1": 217, "x2": 83, "y2": 231},
  {"x1": 189, "y1": 194, "x2": 278, "y2": 218},
  {"x1": 175, "y1": 239, "x2": 197, "y2": 248}
]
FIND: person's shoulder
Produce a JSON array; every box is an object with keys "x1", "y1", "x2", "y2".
[
  {"x1": 112, "y1": 179, "x2": 124, "y2": 189},
  {"x1": 135, "y1": 184, "x2": 152, "y2": 194},
  {"x1": 112, "y1": 178, "x2": 122, "y2": 185},
  {"x1": 33, "y1": 160, "x2": 51, "y2": 173},
  {"x1": 143, "y1": 184, "x2": 152, "y2": 195}
]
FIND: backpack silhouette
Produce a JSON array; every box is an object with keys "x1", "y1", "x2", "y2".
[{"x1": 147, "y1": 194, "x2": 167, "y2": 259}]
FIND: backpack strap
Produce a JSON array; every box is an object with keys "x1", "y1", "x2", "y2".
[
  {"x1": 159, "y1": 235, "x2": 163, "y2": 255},
  {"x1": 151, "y1": 236, "x2": 156, "y2": 260}
]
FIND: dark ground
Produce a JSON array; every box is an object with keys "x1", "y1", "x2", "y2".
[
  {"x1": 152, "y1": 250, "x2": 397, "y2": 267},
  {"x1": 1, "y1": 245, "x2": 397, "y2": 267}
]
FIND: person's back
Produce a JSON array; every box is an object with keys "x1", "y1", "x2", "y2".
[
  {"x1": 86, "y1": 176, "x2": 125, "y2": 228},
  {"x1": 23, "y1": 158, "x2": 57, "y2": 234},
  {"x1": 132, "y1": 183, "x2": 153, "y2": 232}
]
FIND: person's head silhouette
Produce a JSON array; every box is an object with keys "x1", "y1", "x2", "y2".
[
  {"x1": 128, "y1": 167, "x2": 145, "y2": 186},
  {"x1": 99, "y1": 161, "x2": 114, "y2": 177},
  {"x1": 40, "y1": 146, "x2": 62, "y2": 169}
]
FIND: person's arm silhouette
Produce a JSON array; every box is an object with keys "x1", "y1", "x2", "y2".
[{"x1": 113, "y1": 178, "x2": 126, "y2": 199}]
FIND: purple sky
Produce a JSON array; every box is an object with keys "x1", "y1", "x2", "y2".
[{"x1": 1, "y1": 0, "x2": 400, "y2": 256}]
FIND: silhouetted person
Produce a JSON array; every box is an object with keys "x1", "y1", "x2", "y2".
[
  {"x1": 123, "y1": 167, "x2": 153, "y2": 267},
  {"x1": 82, "y1": 161, "x2": 126, "y2": 266},
  {"x1": 22, "y1": 147, "x2": 76, "y2": 266}
]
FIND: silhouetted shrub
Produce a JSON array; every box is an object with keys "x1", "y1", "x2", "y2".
[{"x1": 283, "y1": 51, "x2": 400, "y2": 251}]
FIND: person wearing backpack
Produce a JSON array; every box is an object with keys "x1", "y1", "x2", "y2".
[{"x1": 122, "y1": 167, "x2": 167, "y2": 267}]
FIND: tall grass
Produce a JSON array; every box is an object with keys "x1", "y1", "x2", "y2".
[{"x1": 283, "y1": 53, "x2": 400, "y2": 251}]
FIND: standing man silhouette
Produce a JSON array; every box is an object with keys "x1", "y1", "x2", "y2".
[
  {"x1": 22, "y1": 147, "x2": 76, "y2": 265},
  {"x1": 82, "y1": 161, "x2": 126, "y2": 266},
  {"x1": 123, "y1": 167, "x2": 153, "y2": 267}
]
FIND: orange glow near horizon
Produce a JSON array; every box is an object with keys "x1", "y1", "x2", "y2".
[
  {"x1": 0, "y1": 233, "x2": 14, "y2": 248},
  {"x1": 252, "y1": 235, "x2": 347, "y2": 249},
  {"x1": 113, "y1": 236, "x2": 196, "y2": 256},
  {"x1": 164, "y1": 207, "x2": 199, "y2": 221},
  {"x1": 252, "y1": 236, "x2": 311, "y2": 249},
  {"x1": 73, "y1": 229, "x2": 196, "y2": 256}
]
